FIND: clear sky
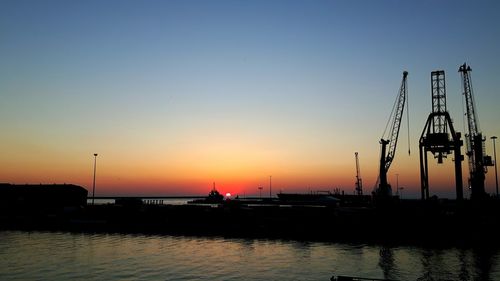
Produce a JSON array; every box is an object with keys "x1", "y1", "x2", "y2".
[{"x1": 1, "y1": 0, "x2": 499, "y2": 198}]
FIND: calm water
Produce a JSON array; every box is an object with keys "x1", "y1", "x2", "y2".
[{"x1": 1, "y1": 231, "x2": 499, "y2": 281}]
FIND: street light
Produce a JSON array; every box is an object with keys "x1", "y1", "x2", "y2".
[
  {"x1": 258, "y1": 186, "x2": 263, "y2": 199},
  {"x1": 492, "y1": 136, "x2": 498, "y2": 197},
  {"x1": 92, "y1": 153, "x2": 98, "y2": 205}
]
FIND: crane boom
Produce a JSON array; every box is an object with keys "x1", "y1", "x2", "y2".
[
  {"x1": 385, "y1": 71, "x2": 409, "y2": 171},
  {"x1": 460, "y1": 63, "x2": 479, "y2": 139},
  {"x1": 377, "y1": 71, "x2": 408, "y2": 198},
  {"x1": 459, "y1": 63, "x2": 492, "y2": 199}
]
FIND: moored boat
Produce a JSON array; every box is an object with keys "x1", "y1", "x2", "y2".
[
  {"x1": 188, "y1": 183, "x2": 224, "y2": 204},
  {"x1": 277, "y1": 191, "x2": 340, "y2": 206}
]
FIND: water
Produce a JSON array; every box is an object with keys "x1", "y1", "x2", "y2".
[{"x1": 1, "y1": 231, "x2": 499, "y2": 281}]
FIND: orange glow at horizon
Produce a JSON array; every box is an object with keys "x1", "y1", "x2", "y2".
[
  {"x1": 0, "y1": 144, "x2": 429, "y2": 198},
  {"x1": 0, "y1": 128, "x2": 490, "y2": 200}
]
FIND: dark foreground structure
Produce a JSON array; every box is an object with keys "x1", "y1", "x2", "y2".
[
  {"x1": 0, "y1": 183, "x2": 87, "y2": 209},
  {"x1": 0, "y1": 183, "x2": 87, "y2": 228},
  {"x1": 2, "y1": 186, "x2": 500, "y2": 246}
]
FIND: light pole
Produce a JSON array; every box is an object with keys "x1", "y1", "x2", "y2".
[
  {"x1": 92, "y1": 153, "x2": 98, "y2": 205},
  {"x1": 492, "y1": 136, "x2": 498, "y2": 197},
  {"x1": 258, "y1": 186, "x2": 263, "y2": 199}
]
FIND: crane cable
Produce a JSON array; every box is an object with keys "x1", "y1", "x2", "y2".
[{"x1": 381, "y1": 89, "x2": 399, "y2": 140}]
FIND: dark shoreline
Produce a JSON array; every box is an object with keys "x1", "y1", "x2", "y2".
[{"x1": 3, "y1": 199, "x2": 500, "y2": 247}]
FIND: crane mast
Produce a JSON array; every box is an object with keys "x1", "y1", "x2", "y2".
[
  {"x1": 459, "y1": 63, "x2": 493, "y2": 199},
  {"x1": 376, "y1": 71, "x2": 408, "y2": 198},
  {"x1": 355, "y1": 152, "x2": 363, "y2": 195}
]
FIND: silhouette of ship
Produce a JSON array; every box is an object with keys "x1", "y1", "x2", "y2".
[
  {"x1": 278, "y1": 190, "x2": 373, "y2": 207},
  {"x1": 277, "y1": 191, "x2": 340, "y2": 206},
  {"x1": 188, "y1": 183, "x2": 224, "y2": 204}
]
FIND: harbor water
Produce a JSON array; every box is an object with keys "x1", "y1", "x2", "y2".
[{"x1": 1, "y1": 231, "x2": 499, "y2": 280}]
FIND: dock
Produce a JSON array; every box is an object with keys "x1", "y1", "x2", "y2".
[{"x1": 2, "y1": 191, "x2": 500, "y2": 246}]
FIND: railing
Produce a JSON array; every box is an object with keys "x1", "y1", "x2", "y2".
[{"x1": 331, "y1": 276, "x2": 399, "y2": 281}]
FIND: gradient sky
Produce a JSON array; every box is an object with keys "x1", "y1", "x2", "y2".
[{"x1": 1, "y1": 0, "x2": 499, "y2": 198}]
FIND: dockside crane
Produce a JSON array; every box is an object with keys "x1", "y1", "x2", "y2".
[
  {"x1": 459, "y1": 63, "x2": 493, "y2": 199},
  {"x1": 355, "y1": 152, "x2": 363, "y2": 195},
  {"x1": 375, "y1": 71, "x2": 409, "y2": 198},
  {"x1": 419, "y1": 70, "x2": 464, "y2": 200}
]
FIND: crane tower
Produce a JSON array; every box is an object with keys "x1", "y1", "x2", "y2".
[
  {"x1": 419, "y1": 70, "x2": 464, "y2": 200},
  {"x1": 459, "y1": 63, "x2": 493, "y2": 199},
  {"x1": 376, "y1": 71, "x2": 408, "y2": 198},
  {"x1": 355, "y1": 152, "x2": 363, "y2": 195}
]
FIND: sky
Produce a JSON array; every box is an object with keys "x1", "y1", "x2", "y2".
[{"x1": 1, "y1": 0, "x2": 499, "y2": 198}]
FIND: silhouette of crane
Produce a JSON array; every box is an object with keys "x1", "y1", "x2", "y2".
[
  {"x1": 459, "y1": 63, "x2": 493, "y2": 199},
  {"x1": 355, "y1": 152, "x2": 363, "y2": 195},
  {"x1": 375, "y1": 71, "x2": 409, "y2": 199},
  {"x1": 419, "y1": 70, "x2": 464, "y2": 200}
]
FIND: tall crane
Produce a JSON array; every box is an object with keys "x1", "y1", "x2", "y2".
[
  {"x1": 376, "y1": 71, "x2": 409, "y2": 198},
  {"x1": 459, "y1": 63, "x2": 493, "y2": 199},
  {"x1": 355, "y1": 152, "x2": 363, "y2": 195},
  {"x1": 419, "y1": 70, "x2": 464, "y2": 200}
]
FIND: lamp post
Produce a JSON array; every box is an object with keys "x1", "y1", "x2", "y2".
[
  {"x1": 258, "y1": 186, "x2": 263, "y2": 199},
  {"x1": 492, "y1": 136, "x2": 498, "y2": 197},
  {"x1": 92, "y1": 153, "x2": 98, "y2": 205}
]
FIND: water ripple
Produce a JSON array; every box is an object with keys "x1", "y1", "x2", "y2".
[{"x1": 1, "y1": 231, "x2": 499, "y2": 280}]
